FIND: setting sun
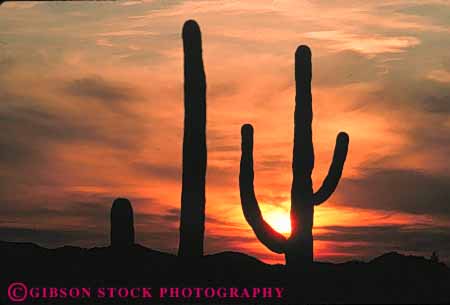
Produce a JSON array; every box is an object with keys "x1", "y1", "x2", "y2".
[{"x1": 265, "y1": 211, "x2": 291, "y2": 235}]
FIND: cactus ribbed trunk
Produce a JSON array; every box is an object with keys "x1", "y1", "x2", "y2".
[
  {"x1": 110, "y1": 198, "x2": 135, "y2": 247},
  {"x1": 239, "y1": 45, "x2": 349, "y2": 272},
  {"x1": 287, "y1": 46, "x2": 314, "y2": 270},
  {"x1": 178, "y1": 20, "x2": 207, "y2": 258}
]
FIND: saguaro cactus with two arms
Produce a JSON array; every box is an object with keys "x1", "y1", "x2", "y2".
[
  {"x1": 178, "y1": 20, "x2": 207, "y2": 258},
  {"x1": 239, "y1": 46, "x2": 349, "y2": 270}
]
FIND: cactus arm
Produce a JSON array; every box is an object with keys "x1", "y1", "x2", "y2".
[
  {"x1": 313, "y1": 132, "x2": 349, "y2": 206},
  {"x1": 240, "y1": 124, "x2": 287, "y2": 254}
]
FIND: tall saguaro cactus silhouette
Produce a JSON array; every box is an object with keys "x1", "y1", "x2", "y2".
[
  {"x1": 178, "y1": 20, "x2": 207, "y2": 257},
  {"x1": 240, "y1": 46, "x2": 349, "y2": 270}
]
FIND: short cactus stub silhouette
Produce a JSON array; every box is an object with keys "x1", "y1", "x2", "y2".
[
  {"x1": 110, "y1": 198, "x2": 135, "y2": 247},
  {"x1": 178, "y1": 20, "x2": 207, "y2": 258},
  {"x1": 239, "y1": 46, "x2": 349, "y2": 270}
]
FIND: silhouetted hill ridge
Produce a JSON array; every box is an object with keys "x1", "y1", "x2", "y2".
[
  {"x1": 1, "y1": 240, "x2": 447, "y2": 268},
  {"x1": 1, "y1": 240, "x2": 449, "y2": 303}
]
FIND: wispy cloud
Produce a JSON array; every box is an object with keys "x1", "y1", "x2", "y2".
[
  {"x1": 305, "y1": 31, "x2": 420, "y2": 56},
  {"x1": 427, "y1": 69, "x2": 450, "y2": 83}
]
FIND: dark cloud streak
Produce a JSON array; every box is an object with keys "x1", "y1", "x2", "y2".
[
  {"x1": 336, "y1": 168, "x2": 450, "y2": 216},
  {"x1": 64, "y1": 75, "x2": 137, "y2": 103}
]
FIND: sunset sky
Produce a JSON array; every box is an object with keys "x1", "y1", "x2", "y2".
[{"x1": 0, "y1": 0, "x2": 449, "y2": 264}]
